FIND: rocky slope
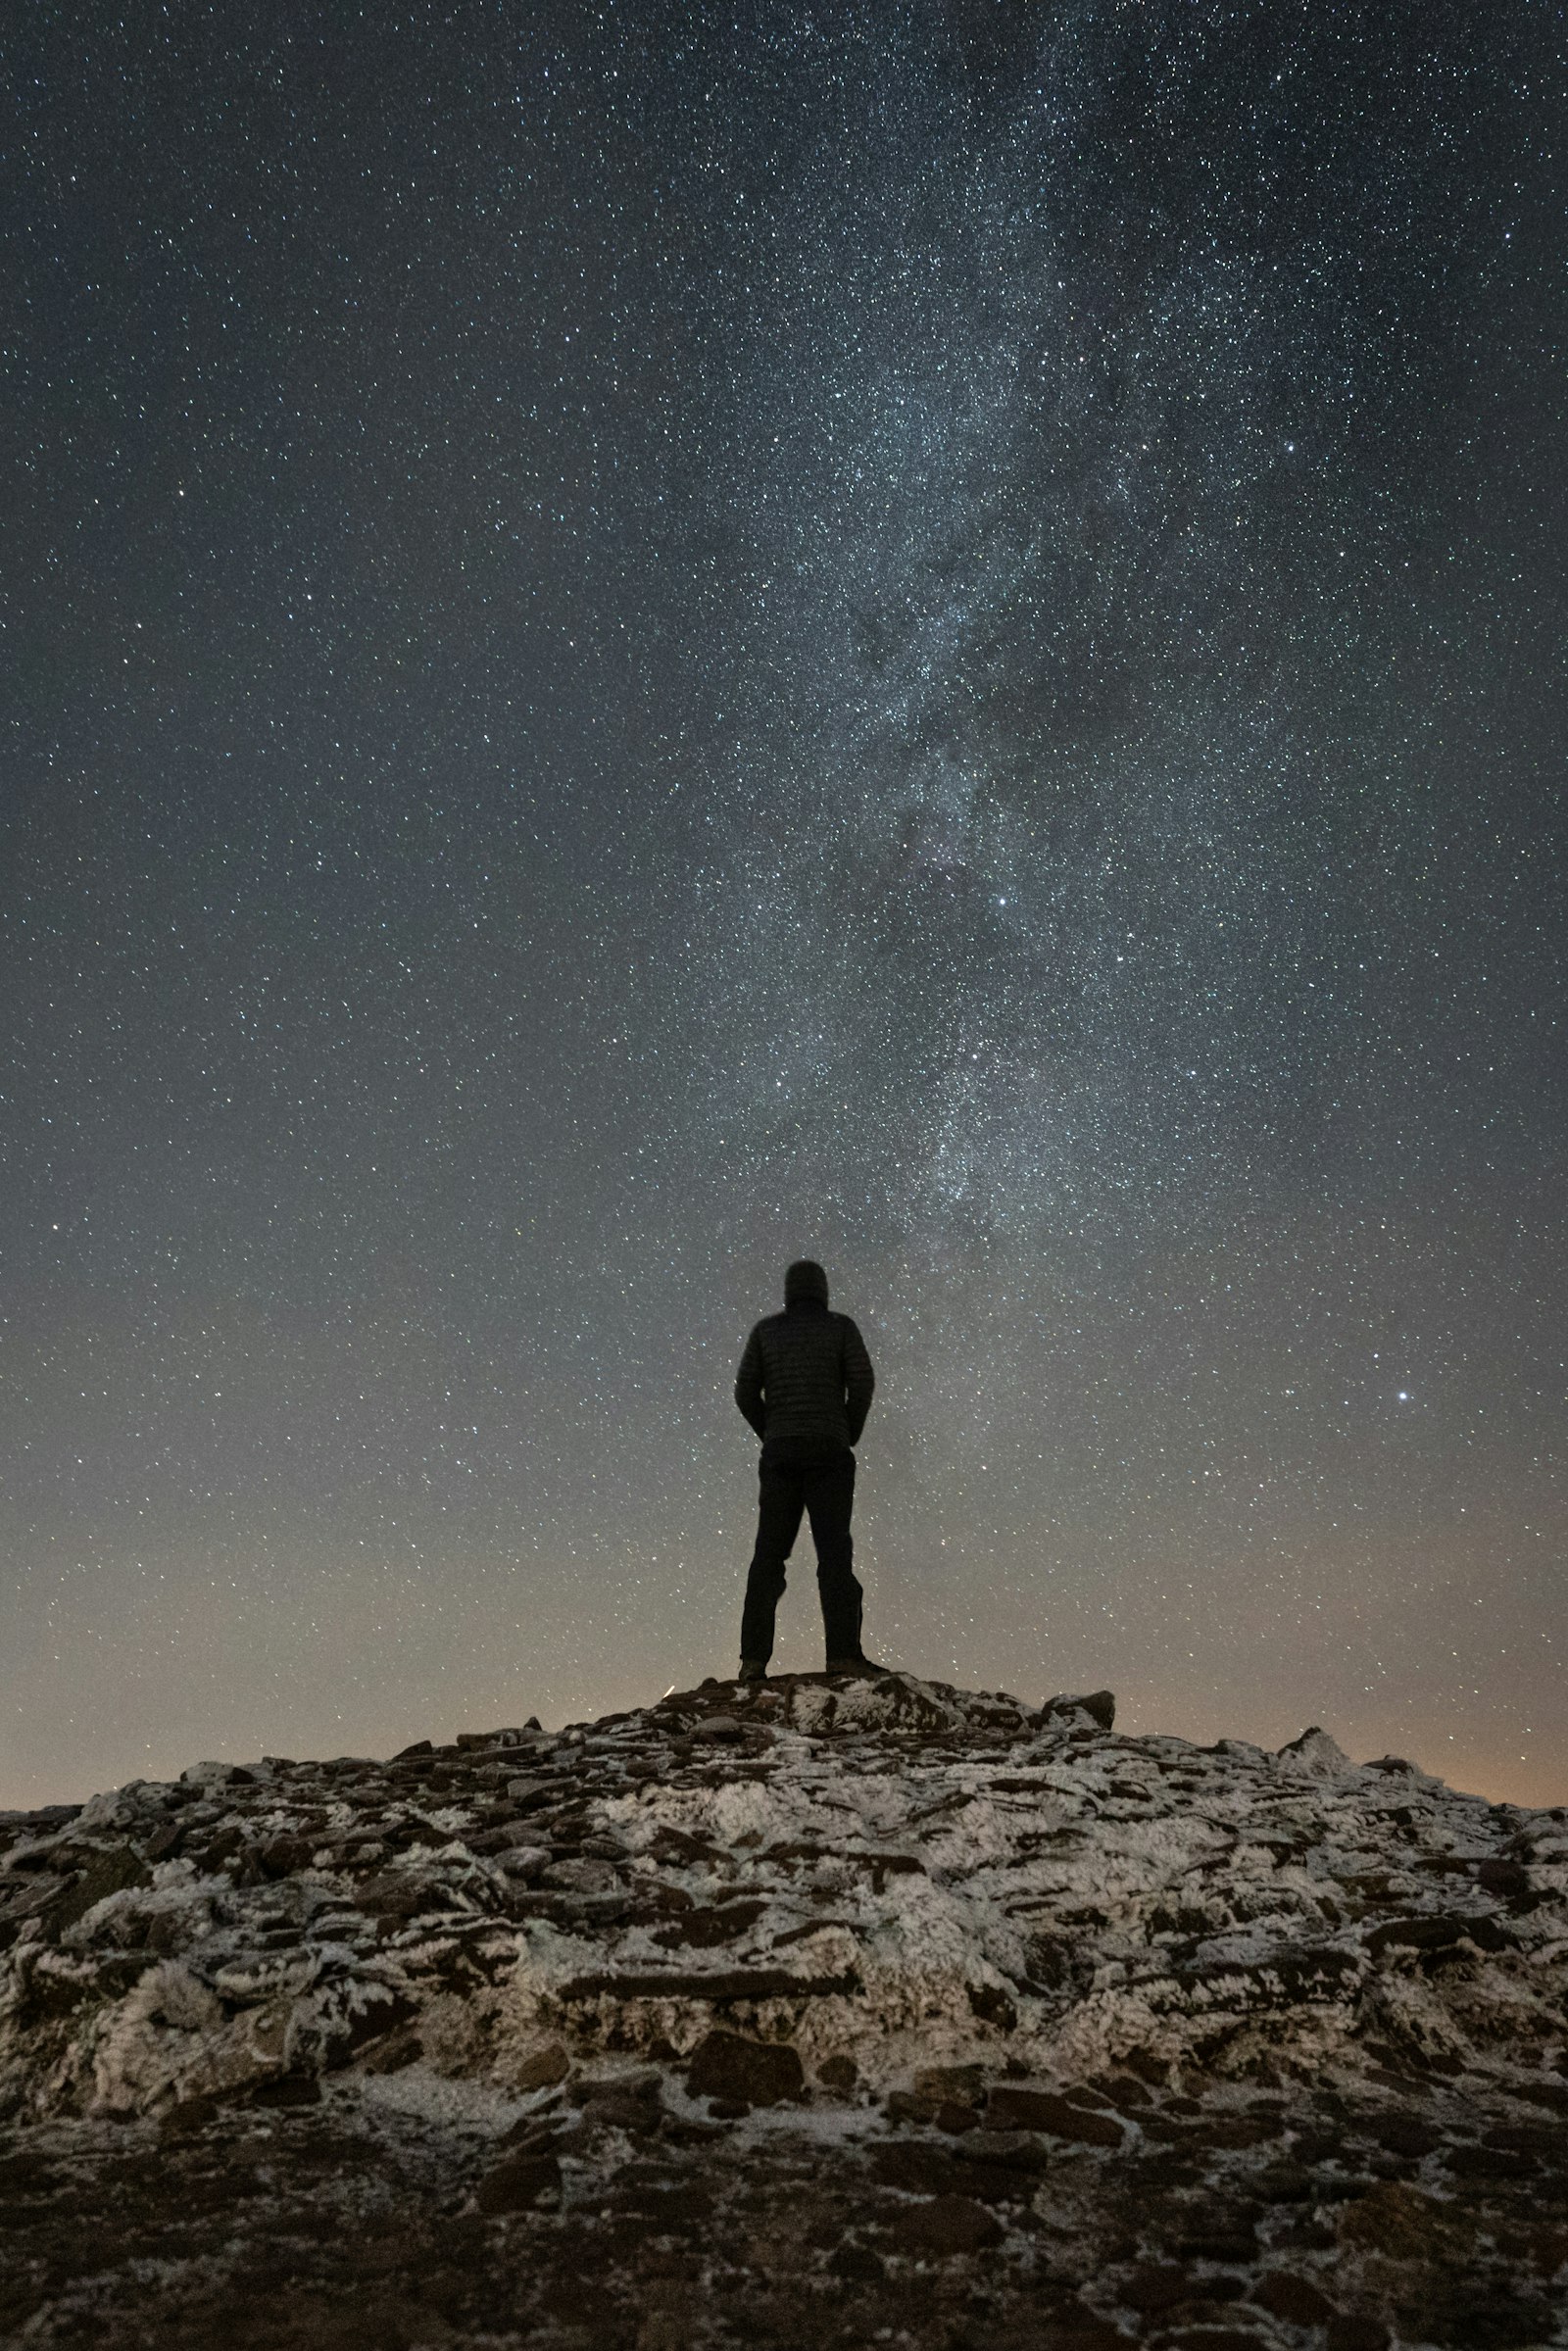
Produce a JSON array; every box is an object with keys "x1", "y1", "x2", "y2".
[{"x1": 2, "y1": 1671, "x2": 1565, "y2": 2350}]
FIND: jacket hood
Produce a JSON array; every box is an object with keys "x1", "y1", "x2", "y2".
[{"x1": 784, "y1": 1257, "x2": 830, "y2": 1307}]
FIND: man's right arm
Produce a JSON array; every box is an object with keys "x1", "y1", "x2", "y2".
[{"x1": 734, "y1": 1325, "x2": 766, "y2": 1440}]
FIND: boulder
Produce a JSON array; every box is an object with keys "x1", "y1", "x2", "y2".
[
  {"x1": 885, "y1": 2193, "x2": 1003, "y2": 2256},
  {"x1": 1275, "y1": 1727, "x2": 1354, "y2": 1778},
  {"x1": 986, "y1": 2086, "x2": 1122, "y2": 2146},
  {"x1": 474, "y1": 2148, "x2": 560, "y2": 2213},
  {"x1": 685, "y1": 2031, "x2": 804, "y2": 2108},
  {"x1": 1040, "y1": 1690, "x2": 1116, "y2": 1731}
]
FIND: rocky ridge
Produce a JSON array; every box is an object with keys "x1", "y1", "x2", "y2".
[{"x1": 2, "y1": 1671, "x2": 1566, "y2": 2349}]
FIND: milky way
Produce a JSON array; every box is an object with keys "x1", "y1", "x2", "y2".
[{"x1": 4, "y1": 4, "x2": 1563, "y2": 1805}]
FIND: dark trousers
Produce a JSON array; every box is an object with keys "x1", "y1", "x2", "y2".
[{"x1": 740, "y1": 1451, "x2": 863, "y2": 1666}]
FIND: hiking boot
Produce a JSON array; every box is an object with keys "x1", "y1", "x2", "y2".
[
  {"x1": 738, "y1": 1659, "x2": 767, "y2": 1684},
  {"x1": 824, "y1": 1653, "x2": 892, "y2": 1679}
]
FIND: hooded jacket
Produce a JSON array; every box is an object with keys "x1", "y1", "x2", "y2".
[{"x1": 734, "y1": 1297, "x2": 876, "y2": 1463}]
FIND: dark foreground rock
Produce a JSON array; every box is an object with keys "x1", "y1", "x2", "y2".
[{"x1": 1, "y1": 1669, "x2": 1566, "y2": 2346}]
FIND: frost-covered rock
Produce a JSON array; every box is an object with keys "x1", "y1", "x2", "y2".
[
  {"x1": 1274, "y1": 1724, "x2": 1357, "y2": 1779},
  {"x1": 2, "y1": 1670, "x2": 1566, "y2": 2348},
  {"x1": 2, "y1": 1671, "x2": 1561, "y2": 2127}
]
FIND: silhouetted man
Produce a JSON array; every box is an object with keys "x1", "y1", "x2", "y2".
[{"x1": 733, "y1": 1258, "x2": 882, "y2": 1681}]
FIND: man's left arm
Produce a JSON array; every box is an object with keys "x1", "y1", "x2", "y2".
[{"x1": 842, "y1": 1317, "x2": 875, "y2": 1445}]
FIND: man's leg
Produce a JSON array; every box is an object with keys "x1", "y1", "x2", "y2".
[
  {"x1": 740, "y1": 1461, "x2": 807, "y2": 1669},
  {"x1": 803, "y1": 1454, "x2": 864, "y2": 1664}
]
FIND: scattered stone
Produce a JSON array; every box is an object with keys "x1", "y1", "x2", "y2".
[
  {"x1": 354, "y1": 1871, "x2": 443, "y2": 1921},
  {"x1": 1036, "y1": 2317, "x2": 1135, "y2": 2351},
  {"x1": 1155, "y1": 2332, "x2": 1269, "y2": 2351},
  {"x1": 473, "y1": 2148, "x2": 560, "y2": 2213},
  {"x1": 685, "y1": 2031, "x2": 804, "y2": 2107},
  {"x1": 1325, "y1": 2321, "x2": 1392, "y2": 2351},
  {"x1": 1365, "y1": 1914, "x2": 1475, "y2": 1957},
  {"x1": 953, "y1": 2130, "x2": 1050, "y2": 2180},
  {"x1": 1120, "y1": 2265, "x2": 1192, "y2": 2313},
  {"x1": 987, "y1": 2086, "x2": 1123, "y2": 2145},
  {"x1": 1251, "y1": 2271, "x2": 1338, "y2": 2324},
  {"x1": 914, "y1": 2062, "x2": 984, "y2": 2106},
  {"x1": 541, "y1": 1856, "x2": 621, "y2": 1894},
  {"x1": 1442, "y1": 2141, "x2": 1537, "y2": 2180},
  {"x1": 651, "y1": 1899, "x2": 766, "y2": 1948},
  {"x1": 250, "y1": 2075, "x2": 321, "y2": 2109},
  {"x1": 1374, "y1": 2113, "x2": 1444, "y2": 2158},
  {"x1": 511, "y1": 2042, "x2": 570, "y2": 2093},
  {"x1": 966, "y1": 1981, "x2": 1018, "y2": 2030},
  {"x1": 885, "y1": 2193, "x2": 1004, "y2": 2256},
  {"x1": 1338, "y1": 2180, "x2": 1473, "y2": 2262}
]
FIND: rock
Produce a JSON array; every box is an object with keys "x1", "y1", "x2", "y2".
[
  {"x1": 473, "y1": 2148, "x2": 560, "y2": 2213},
  {"x1": 953, "y1": 2130, "x2": 1051, "y2": 2178},
  {"x1": 1365, "y1": 1914, "x2": 1467, "y2": 1958},
  {"x1": 914, "y1": 2062, "x2": 984, "y2": 2106},
  {"x1": 966, "y1": 1982, "x2": 1018, "y2": 2030},
  {"x1": 494, "y1": 1843, "x2": 549, "y2": 1881},
  {"x1": 685, "y1": 2032, "x2": 804, "y2": 2108},
  {"x1": 1275, "y1": 1726, "x2": 1354, "y2": 1777},
  {"x1": 935, "y1": 2100, "x2": 980, "y2": 2133},
  {"x1": 817, "y1": 2053, "x2": 858, "y2": 2090},
  {"x1": 1325, "y1": 2322, "x2": 1391, "y2": 2351},
  {"x1": 651, "y1": 1900, "x2": 766, "y2": 1948},
  {"x1": 885, "y1": 2193, "x2": 1003, "y2": 2256},
  {"x1": 354, "y1": 1872, "x2": 444, "y2": 1921},
  {"x1": 325, "y1": 1985, "x2": 418, "y2": 2063},
  {"x1": 1036, "y1": 2324, "x2": 1134, "y2": 2351},
  {"x1": 576, "y1": 2085, "x2": 662, "y2": 2138},
  {"x1": 50, "y1": 1846, "x2": 150, "y2": 1931},
  {"x1": 1442, "y1": 2142, "x2": 1538, "y2": 2180},
  {"x1": 259, "y1": 1833, "x2": 315, "y2": 1878},
  {"x1": 1156, "y1": 2333, "x2": 1269, "y2": 2351},
  {"x1": 1041, "y1": 1690, "x2": 1116, "y2": 1731},
  {"x1": 872, "y1": 2141, "x2": 998, "y2": 2201},
  {"x1": 888, "y1": 2064, "x2": 987, "y2": 2129},
  {"x1": 1337, "y1": 2180, "x2": 1472, "y2": 2262},
  {"x1": 250, "y1": 2075, "x2": 321, "y2": 2109},
  {"x1": 511, "y1": 2043, "x2": 570, "y2": 2093},
  {"x1": 541, "y1": 1857, "x2": 621, "y2": 1894},
  {"x1": 1251, "y1": 2271, "x2": 1338, "y2": 2324},
  {"x1": 987, "y1": 2086, "x2": 1123, "y2": 2146},
  {"x1": 1375, "y1": 2114, "x2": 1445, "y2": 2158},
  {"x1": 1120, "y1": 2264, "x2": 1192, "y2": 2313}
]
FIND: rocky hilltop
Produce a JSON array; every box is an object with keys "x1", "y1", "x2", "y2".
[{"x1": 2, "y1": 1672, "x2": 1565, "y2": 2351}]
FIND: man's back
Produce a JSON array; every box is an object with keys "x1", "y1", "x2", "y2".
[{"x1": 734, "y1": 1298, "x2": 875, "y2": 1463}]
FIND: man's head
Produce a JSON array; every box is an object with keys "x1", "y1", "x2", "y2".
[{"x1": 784, "y1": 1257, "x2": 829, "y2": 1307}]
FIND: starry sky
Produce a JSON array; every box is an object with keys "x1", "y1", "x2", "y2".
[{"x1": 4, "y1": 2, "x2": 1564, "y2": 1810}]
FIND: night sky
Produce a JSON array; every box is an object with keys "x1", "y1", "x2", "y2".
[{"x1": 4, "y1": 4, "x2": 1564, "y2": 1810}]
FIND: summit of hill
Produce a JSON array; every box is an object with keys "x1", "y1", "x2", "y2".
[{"x1": 2, "y1": 1670, "x2": 1565, "y2": 2347}]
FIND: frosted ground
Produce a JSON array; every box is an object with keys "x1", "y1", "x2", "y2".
[{"x1": 2, "y1": 1671, "x2": 1565, "y2": 2348}]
